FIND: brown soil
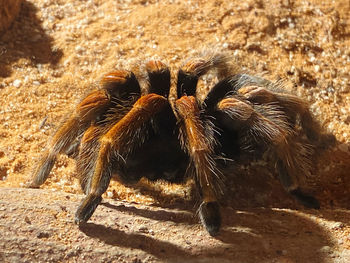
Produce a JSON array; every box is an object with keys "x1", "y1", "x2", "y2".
[
  {"x1": 0, "y1": 0, "x2": 22, "y2": 33},
  {"x1": 0, "y1": 0, "x2": 350, "y2": 262}
]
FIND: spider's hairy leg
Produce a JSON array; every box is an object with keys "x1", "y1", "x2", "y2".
[
  {"x1": 78, "y1": 70, "x2": 143, "y2": 188},
  {"x1": 276, "y1": 160, "x2": 320, "y2": 209},
  {"x1": 75, "y1": 94, "x2": 168, "y2": 224},
  {"x1": 114, "y1": 60, "x2": 189, "y2": 184},
  {"x1": 146, "y1": 60, "x2": 171, "y2": 97},
  {"x1": 274, "y1": 92, "x2": 336, "y2": 147},
  {"x1": 101, "y1": 70, "x2": 141, "y2": 99},
  {"x1": 176, "y1": 53, "x2": 232, "y2": 98},
  {"x1": 217, "y1": 97, "x2": 320, "y2": 209},
  {"x1": 78, "y1": 60, "x2": 172, "y2": 189},
  {"x1": 175, "y1": 96, "x2": 222, "y2": 236},
  {"x1": 77, "y1": 124, "x2": 101, "y2": 193},
  {"x1": 29, "y1": 70, "x2": 141, "y2": 188},
  {"x1": 28, "y1": 90, "x2": 110, "y2": 188},
  {"x1": 273, "y1": 137, "x2": 320, "y2": 209},
  {"x1": 238, "y1": 85, "x2": 335, "y2": 146}
]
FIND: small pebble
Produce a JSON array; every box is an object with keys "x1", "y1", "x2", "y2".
[
  {"x1": 138, "y1": 226, "x2": 149, "y2": 233},
  {"x1": 60, "y1": 205, "x2": 67, "y2": 212},
  {"x1": 13, "y1": 80, "x2": 21, "y2": 88},
  {"x1": 331, "y1": 222, "x2": 345, "y2": 230},
  {"x1": 37, "y1": 231, "x2": 50, "y2": 239},
  {"x1": 24, "y1": 216, "x2": 31, "y2": 224},
  {"x1": 320, "y1": 246, "x2": 332, "y2": 253}
]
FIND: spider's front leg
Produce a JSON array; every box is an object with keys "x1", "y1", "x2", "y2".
[
  {"x1": 175, "y1": 96, "x2": 223, "y2": 236},
  {"x1": 28, "y1": 90, "x2": 111, "y2": 187},
  {"x1": 75, "y1": 94, "x2": 168, "y2": 224},
  {"x1": 28, "y1": 70, "x2": 140, "y2": 188},
  {"x1": 77, "y1": 60, "x2": 171, "y2": 191},
  {"x1": 173, "y1": 54, "x2": 232, "y2": 236}
]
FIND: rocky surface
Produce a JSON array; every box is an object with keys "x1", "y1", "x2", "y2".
[
  {"x1": 0, "y1": 0, "x2": 350, "y2": 262},
  {"x1": 1, "y1": 187, "x2": 350, "y2": 263}
]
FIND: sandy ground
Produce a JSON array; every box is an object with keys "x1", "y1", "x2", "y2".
[
  {"x1": 0, "y1": 0, "x2": 350, "y2": 262},
  {"x1": 2, "y1": 187, "x2": 350, "y2": 263}
]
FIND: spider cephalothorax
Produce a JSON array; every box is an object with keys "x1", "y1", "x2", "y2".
[{"x1": 29, "y1": 52, "x2": 327, "y2": 236}]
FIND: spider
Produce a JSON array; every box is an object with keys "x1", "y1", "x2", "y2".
[{"x1": 28, "y1": 52, "x2": 327, "y2": 236}]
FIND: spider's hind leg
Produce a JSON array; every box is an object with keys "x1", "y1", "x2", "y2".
[
  {"x1": 216, "y1": 96, "x2": 320, "y2": 209},
  {"x1": 238, "y1": 84, "x2": 335, "y2": 147},
  {"x1": 276, "y1": 159, "x2": 320, "y2": 209},
  {"x1": 270, "y1": 128, "x2": 320, "y2": 209}
]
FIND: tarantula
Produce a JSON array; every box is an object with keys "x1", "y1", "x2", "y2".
[{"x1": 28, "y1": 52, "x2": 325, "y2": 236}]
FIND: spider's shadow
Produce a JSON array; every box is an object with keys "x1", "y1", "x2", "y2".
[
  {"x1": 78, "y1": 222, "x2": 195, "y2": 260},
  {"x1": 102, "y1": 201, "x2": 196, "y2": 224},
  {"x1": 91, "y1": 142, "x2": 348, "y2": 261},
  {"x1": 0, "y1": 1, "x2": 62, "y2": 78},
  {"x1": 80, "y1": 203, "x2": 337, "y2": 262}
]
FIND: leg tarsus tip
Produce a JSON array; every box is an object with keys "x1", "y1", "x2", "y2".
[
  {"x1": 75, "y1": 195, "x2": 102, "y2": 224},
  {"x1": 290, "y1": 188, "x2": 320, "y2": 209},
  {"x1": 199, "y1": 201, "x2": 221, "y2": 236}
]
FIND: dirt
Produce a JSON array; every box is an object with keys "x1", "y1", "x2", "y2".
[
  {"x1": 0, "y1": 0, "x2": 22, "y2": 33},
  {"x1": 0, "y1": 0, "x2": 350, "y2": 262},
  {"x1": 2, "y1": 187, "x2": 350, "y2": 263}
]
